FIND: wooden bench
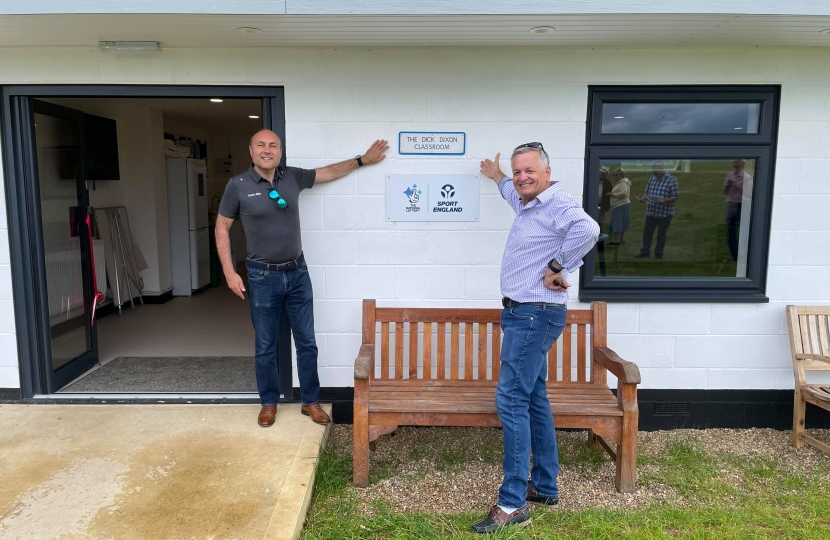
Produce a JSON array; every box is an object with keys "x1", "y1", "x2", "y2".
[
  {"x1": 786, "y1": 305, "x2": 830, "y2": 455},
  {"x1": 353, "y1": 300, "x2": 641, "y2": 493}
]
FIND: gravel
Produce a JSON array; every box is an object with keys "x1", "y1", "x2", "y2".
[{"x1": 326, "y1": 425, "x2": 830, "y2": 516}]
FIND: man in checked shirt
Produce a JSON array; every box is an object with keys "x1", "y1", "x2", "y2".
[
  {"x1": 635, "y1": 161, "x2": 681, "y2": 259},
  {"x1": 473, "y1": 143, "x2": 599, "y2": 534}
]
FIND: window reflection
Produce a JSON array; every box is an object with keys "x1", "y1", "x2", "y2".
[
  {"x1": 602, "y1": 103, "x2": 760, "y2": 134},
  {"x1": 595, "y1": 159, "x2": 754, "y2": 278}
]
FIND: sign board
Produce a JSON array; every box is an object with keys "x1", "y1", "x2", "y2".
[
  {"x1": 399, "y1": 132, "x2": 466, "y2": 155},
  {"x1": 386, "y1": 174, "x2": 480, "y2": 222}
]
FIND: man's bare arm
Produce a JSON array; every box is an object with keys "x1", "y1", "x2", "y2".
[
  {"x1": 315, "y1": 139, "x2": 389, "y2": 184},
  {"x1": 215, "y1": 214, "x2": 245, "y2": 299}
]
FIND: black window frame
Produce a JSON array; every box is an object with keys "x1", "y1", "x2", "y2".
[{"x1": 579, "y1": 85, "x2": 780, "y2": 303}]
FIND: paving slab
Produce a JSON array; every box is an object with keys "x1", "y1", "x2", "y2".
[{"x1": 0, "y1": 404, "x2": 330, "y2": 540}]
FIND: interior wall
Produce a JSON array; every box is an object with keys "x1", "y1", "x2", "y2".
[
  {"x1": 162, "y1": 118, "x2": 250, "y2": 264},
  {"x1": 41, "y1": 98, "x2": 171, "y2": 295}
]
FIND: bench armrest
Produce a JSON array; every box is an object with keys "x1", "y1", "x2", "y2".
[
  {"x1": 354, "y1": 343, "x2": 374, "y2": 380},
  {"x1": 593, "y1": 346, "x2": 641, "y2": 385},
  {"x1": 796, "y1": 353, "x2": 830, "y2": 365}
]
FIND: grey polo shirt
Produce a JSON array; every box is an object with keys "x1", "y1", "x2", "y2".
[{"x1": 218, "y1": 164, "x2": 316, "y2": 264}]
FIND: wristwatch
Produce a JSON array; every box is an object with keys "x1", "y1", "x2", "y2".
[
  {"x1": 547, "y1": 259, "x2": 563, "y2": 273},
  {"x1": 355, "y1": 155, "x2": 364, "y2": 167}
]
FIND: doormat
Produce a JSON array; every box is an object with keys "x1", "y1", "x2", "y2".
[{"x1": 60, "y1": 356, "x2": 257, "y2": 393}]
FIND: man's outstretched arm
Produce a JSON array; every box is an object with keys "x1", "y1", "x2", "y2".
[{"x1": 314, "y1": 139, "x2": 389, "y2": 184}]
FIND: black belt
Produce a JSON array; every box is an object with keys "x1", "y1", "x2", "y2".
[
  {"x1": 502, "y1": 296, "x2": 566, "y2": 308},
  {"x1": 246, "y1": 253, "x2": 305, "y2": 272}
]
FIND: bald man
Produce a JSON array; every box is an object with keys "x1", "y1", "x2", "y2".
[{"x1": 216, "y1": 130, "x2": 388, "y2": 427}]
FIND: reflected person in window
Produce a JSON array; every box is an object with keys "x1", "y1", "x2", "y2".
[
  {"x1": 635, "y1": 162, "x2": 680, "y2": 259},
  {"x1": 597, "y1": 166, "x2": 613, "y2": 230},
  {"x1": 724, "y1": 159, "x2": 751, "y2": 262},
  {"x1": 608, "y1": 168, "x2": 631, "y2": 245}
]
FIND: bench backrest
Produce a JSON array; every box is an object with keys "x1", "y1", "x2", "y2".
[
  {"x1": 362, "y1": 300, "x2": 609, "y2": 385},
  {"x1": 786, "y1": 306, "x2": 830, "y2": 385}
]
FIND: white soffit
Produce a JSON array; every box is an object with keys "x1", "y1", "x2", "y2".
[
  {"x1": 4, "y1": 1, "x2": 830, "y2": 16},
  {"x1": 1, "y1": 14, "x2": 830, "y2": 48}
]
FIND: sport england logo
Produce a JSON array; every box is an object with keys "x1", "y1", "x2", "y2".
[
  {"x1": 434, "y1": 183, "x2": 461, "y2": 213},
  {"x1": 403, "y1": 184, "x2": 422, "y2": 213}
]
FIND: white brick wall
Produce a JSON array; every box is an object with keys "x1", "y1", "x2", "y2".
[{"x1": 2, "y1": 45, "x2": 830, "y2": 391}]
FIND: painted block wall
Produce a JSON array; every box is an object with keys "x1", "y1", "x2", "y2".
[{"x1": 1, "y1": 46, "x2": 829, "y2": 392}]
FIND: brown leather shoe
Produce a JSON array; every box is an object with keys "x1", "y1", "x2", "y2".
[
  {"x1": 258, "y1": 405, "x2": 277, "y2": 427},
  {"x1": 301, "y1": 403, "x2": 331, "y2": 425},
  {"x1": 471, "y1": 505, "x2": 531, "y2": 534}
]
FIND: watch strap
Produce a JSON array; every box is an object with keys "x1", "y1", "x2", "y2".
[
  {"x1": 355, "y1": 155, "x2": 364, "y2": 167},
  {"x1": 547, "y1": 260, "x2": 562, "y2": 273}
]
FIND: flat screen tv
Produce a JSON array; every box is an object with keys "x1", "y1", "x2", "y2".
[{"x1": 84, "y1": 113, "x2": 120, "y2": 181}]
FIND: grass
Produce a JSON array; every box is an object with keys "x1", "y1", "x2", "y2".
[
  {"x1": 301, "y1": 429, "x2": 830, "y2": 540},
  {"x1": 595, "y1": 160, "x2": 748, "y2": 278}
]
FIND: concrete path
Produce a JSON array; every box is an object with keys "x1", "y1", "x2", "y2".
[{"x1": 0, "y1": 404, "x2": 330, "y2": 540}]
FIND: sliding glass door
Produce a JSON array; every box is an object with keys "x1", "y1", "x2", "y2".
[{"x1": 31, "y1": 100, "x2": 98, "y2": 390}]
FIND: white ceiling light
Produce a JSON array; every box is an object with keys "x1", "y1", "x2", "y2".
[
  {"x1": 249, "y1": 115, "x2": 260, "y2": 119},
  {"x1": 529, "y1": 26, "x2": 555, "y2": 35},
  {"x1": 614, "y1": 116, "x2": 625, "y2": 119},
  {"x1": 210, "y1": 98, "x2": 224, "y2": 103},
  {"x1": 98, "y1": 41, "x2": 160, "y2": 54},
  {"x1": 237, "y1": 27, "x2": 263, "y2": 35}
]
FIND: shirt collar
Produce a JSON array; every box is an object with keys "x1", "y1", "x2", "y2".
[
  {"x1": 248, "y1": 164, "x2": 283, "y2": 184},
  {"x1": 523, "y1": 181, "x2": 561, "y2": 208}
]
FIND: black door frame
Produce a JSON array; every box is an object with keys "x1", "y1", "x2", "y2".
[
  {"x1": 30, "y1": 99, "x2": 99, "y2": 392},
  {"x1": 0, "y1": 85, "x2": 290, "y2": 399}
]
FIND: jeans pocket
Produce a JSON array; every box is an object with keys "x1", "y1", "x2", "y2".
[
  {"x1": 508, "y1": 306, "x2": 538, "y2": 320},
  {"x1": 247, "y1": 268, "x2": 267, "y2": 282}
]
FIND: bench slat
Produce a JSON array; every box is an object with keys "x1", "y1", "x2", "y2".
[
  {"x1": 479, "y1": 323, "x2": 488, "y2": 380},
  {"x1": 437, "y1": 322, "x2": 446, "y2": 379},
  {"x1": 369, "y1": 378, "x2": 607, "y2": 389},
  {"x1": 465, "y1": 322, "x2": 474, "y2": 380},
  {"x1": 451, "y1": 323, "x2": 460, "y2": 379},
  {"x1": 369, "y1": 400, "x2": 622, "y2": 416},
  {"x1": 577, "y1": 324, "x2": 587, "y2": 382},
  {"x1": 424, "y1": 322, "x2": 432, "y2": 380},
  {"x1": 409, "y1": 322, "x2": 418, "y2": 379},
  {"x1": 377, "y1": 308, "x2": 502, "y2": 323},
  {"x1": 370, "y1": 390, "x2": 616, "y2": 401},
  {"x1": 395, "y1": 322, "x2": 404, "y2": 379},
  {"x1": 818, "y1": 315, "x2": 830, "y2": 357},
  {"x1": 381, "y1": 322, "x2": 389, "y2": 379},
  {"x1": 563, "y1": 324, "x2": 572, "y2": 382}
]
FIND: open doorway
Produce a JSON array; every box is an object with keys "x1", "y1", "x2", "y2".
[{"x1": 2, "y1": 87, "x2": 291, "y2": 397}]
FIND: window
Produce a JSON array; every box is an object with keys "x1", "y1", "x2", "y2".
[{"x1": 579, "y1": 86, "x2": 780, "y2": 303}]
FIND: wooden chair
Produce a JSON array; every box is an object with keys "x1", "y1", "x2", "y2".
[
  {"x1": 786, "y1": 305, "x2": 830, "y2": 454},
  {"x1": 353, "y1": 300, "x2": 641, "y2": 493}
]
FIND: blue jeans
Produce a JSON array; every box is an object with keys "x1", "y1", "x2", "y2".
[
  {"x1": 247, "y1": 261, "x2": 320, "y2": 407},
  {"x1": 496, "y1": 303, "x2": 567, "y2": 509}
]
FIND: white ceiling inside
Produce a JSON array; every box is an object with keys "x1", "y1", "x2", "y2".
[
  {"x1": 47, "y1": 97, "x2": 263, "y2": 135},
  {"x1": 1, "y1": 14, "x2": 830, "y2": 48}
]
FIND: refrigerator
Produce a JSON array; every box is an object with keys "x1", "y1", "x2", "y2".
[{"x1": 167, "y1": 158, "x2": 210, "y2": 296}]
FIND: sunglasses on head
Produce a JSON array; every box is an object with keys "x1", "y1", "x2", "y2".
[
  {"x1": 515, "y1": 141, "x2": 546, "y2": 153},
  {"x1": 269, "y1": 188, "x2": 288, "y2": 209}
]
